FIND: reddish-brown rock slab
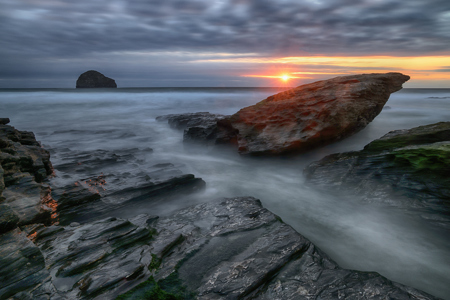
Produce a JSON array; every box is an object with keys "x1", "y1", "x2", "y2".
[{"x1": 226, "y1": 72, "x2": 410, "y2": 155}]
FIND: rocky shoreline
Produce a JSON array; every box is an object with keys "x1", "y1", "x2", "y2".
[
  {"x1": 1, "y1": 73, "x2": 447, "y2": 299},
  {"x1": 1, "y1": 123, "x2": 445, "y2": 298}
]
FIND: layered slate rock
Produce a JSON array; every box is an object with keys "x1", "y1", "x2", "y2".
[
  {"x1": 49, "y1": 148, "x2": 205, "y2": 225},
  {"x1": 0, "y1": 228, "x2": 50, "y2": 299},
  {"x1": 0, "y1": 122, "x2": 206, "y2": 299},
  {"x1": 119, "y1": 198, "x2": 439, "y2": 299},
  {"x1": 20, "y1": 216, "x2": 154, "y2": 299},
  {"x1": 0, "y1": 123, "x2": 441, "y2": 299},
  {"x1": 0, "y1": 122, "x2": 53, "y2": 228},
  {"x1": 304, "y1": 122, "x2": 450, "y2": 230},
  {"x1": 156, "y1": 112, "x2": 236, "y2": 146},
  {"x1": 156, "y1": 112, "x2": 227, "y2": 131},
  {"x1": 158, "y1": 73, "x2": 410, "y2": 155},
  {"x1": 2, "y1": 197, "x2": 438, "y2": 299},
  {"x1": 76, "y1": 70, "x2": 117, "y2": 88}
]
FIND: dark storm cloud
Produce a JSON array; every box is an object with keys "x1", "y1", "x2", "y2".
[
  {"x1": 1, "y1": 0, "x2": 449, "y2": 57},
  {"x1": 0, "y1": 0, "x2": 449, "y2": 86}
]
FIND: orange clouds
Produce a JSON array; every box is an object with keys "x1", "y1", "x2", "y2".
[{"x1": 195, "y1": 55, "x2": 450, "y2": 86}]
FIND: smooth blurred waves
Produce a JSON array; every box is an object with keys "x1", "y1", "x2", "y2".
[{"x1": 1, "y1": 87, "x2": 450, "y2": 299}]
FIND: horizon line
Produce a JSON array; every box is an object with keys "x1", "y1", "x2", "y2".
[{"x1": 0, "y1": 86, "x2": 448, "y2": 90}]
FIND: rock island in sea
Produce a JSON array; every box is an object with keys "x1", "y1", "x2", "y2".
[{"x1": 76, "y1": 70, "x2": 117, "y2": 88}]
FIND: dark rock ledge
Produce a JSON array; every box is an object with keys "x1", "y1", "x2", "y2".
[
  {"x1": 304, "y1": 122, "x2": 450, "y2": 231},
  {"x1": 0, "y1": 121, "x2": 441, "y2": 299},
  {"x1": 0, "y1": 119, "x2": 53, "y2": 234},
  {"x1": 1, "y1": 197, "x2": 440, "y2": 300}
]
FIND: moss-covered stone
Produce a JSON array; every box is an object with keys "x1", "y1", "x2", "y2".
[
  {"x1": 364, "y1": 122, "x2": 450, "y2": 153},
  {"x1": 149, "y1": 254, "x2": 162, "y2": 271},
  {"x1": 115, "y1": 275, "x2": 195, "y2": 300},
  {"x1": 305, "y1": 122, "x2": 450, "y2": 230},
  {"x1": 390, "y1": 142, "x2": 450, "y2": 173}
]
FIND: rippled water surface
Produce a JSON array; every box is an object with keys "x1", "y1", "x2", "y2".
[{"x1": 1, "y1": 87, "x2": 450, "y2": 299}]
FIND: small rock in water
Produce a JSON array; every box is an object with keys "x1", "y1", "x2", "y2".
[{"x1": 75, "y1": 70, "x2": 117, "y2": 88}]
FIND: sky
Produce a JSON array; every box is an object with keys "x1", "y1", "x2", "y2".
[{"x1": 1, "y1": 0, "x2": 450, "y2": 88}]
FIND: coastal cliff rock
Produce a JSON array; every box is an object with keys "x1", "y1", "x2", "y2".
[
  {"x1": 0, "y1": 121, "x2": 206, "y2": 298},
  {"x1": 76, "y1": 70, "x2": 117, "y2": 88},
  {"x1": 157, "y1": 73, "x2": 410, "y2": 155},
  {"x1": 304, "y1": 122, "x2": 450, "y2": 230},
  {"x1": 0, "y1": 121, "x2": 53, "y2": 231}
]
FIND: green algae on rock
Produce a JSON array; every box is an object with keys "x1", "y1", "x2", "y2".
[{"x1": 304, "y1": 122, "x2": 450, "y2": 230}]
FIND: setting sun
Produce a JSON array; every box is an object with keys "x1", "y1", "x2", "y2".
[{"x1": 281, "y1": 74, "x2": 290, "y2": 81}]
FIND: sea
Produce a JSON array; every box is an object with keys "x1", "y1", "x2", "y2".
[{"x1": 1, "y1": 87, "x2": 450, "y2": 299}]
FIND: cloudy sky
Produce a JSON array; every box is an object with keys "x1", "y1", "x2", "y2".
[{"x1": 1, "y1": 0, "x2": 450, "y2": 88}]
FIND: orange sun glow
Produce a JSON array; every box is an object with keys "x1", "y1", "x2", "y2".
[{"x1": 281, "y1": 74, "x2": 290, "y2": 81}]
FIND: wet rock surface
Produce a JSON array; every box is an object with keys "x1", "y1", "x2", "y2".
[
  {"x1": 158, "y1": 73, "x2": 410, "y2": 155},
  {"x1": 0, "y1": 122, "x2": 53, "y2": 228},
  {"x1": 0, "y1": 122, "x2": 441, "y2": 299},
  {"x1": 304, "y1": 122, "x2": 450, "y2": 230},
  {"x1": 48, "y1": 147, "x2": 206, "y2": 225},
  {"x1": 2, "y1": 197, "x2": 439, "y2": 300},
  {"x1": 0, "y1": 228, "x2": 50, "y2": 299},
  {"x1": 0, "y1": 204, "x2": 19, "y2": 234},
  {"x1": 76, "y1": 70, "x2": 117, "y2": 88},
  {"x1": 156, "y1": 112, "x2": 227, "y2": 130},
  {"x1": 0, "y1": 122, "x2": 207, "y2": 299},
  {"x1": 156, "y1": 112, "x2": 236, "y2": 147}
]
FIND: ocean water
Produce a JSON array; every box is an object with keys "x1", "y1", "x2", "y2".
[{"x1": 1, "y1": 87, "x2": 450, "y2": 299}]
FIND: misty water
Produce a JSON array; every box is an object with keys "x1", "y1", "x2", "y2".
[{"x1": 1, "y1": 87, "x2": 449, "y2": 299}]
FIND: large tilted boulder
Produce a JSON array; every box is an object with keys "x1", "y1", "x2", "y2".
[
  {"x1": 228, "y1": 72, "x2": 410, "y2": 154},
  {"x1": 304, "y1": 122, "x2": 450, "y2": 230},
  {"x1": 157, "y1": 73, "x2": 410, "y2": 155},
  {"x1": 76, "y1": 70, "x2": 117, "y2": 88}
]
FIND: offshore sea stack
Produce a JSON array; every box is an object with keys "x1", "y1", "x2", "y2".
[
  {"x1": 76, "y1": 70, "x2": 117, "y2": 88},
  {"x1": 158, "y1": 73, "x2": 410, "y2": 155}
]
